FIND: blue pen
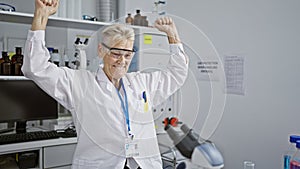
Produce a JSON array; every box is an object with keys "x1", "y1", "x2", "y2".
[
  {"x1": 142, "y1": 91, "x2": 147, "y2": 103},
  {"x1": 142, "y1": 91, "x2": 148, "y2": 112}
]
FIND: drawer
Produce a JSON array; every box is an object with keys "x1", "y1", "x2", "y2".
[{"x1": 43, "y1": 144, "x2": 76, "y2": 168}]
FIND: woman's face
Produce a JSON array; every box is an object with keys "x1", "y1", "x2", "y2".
[{"x1": 100, "y1": 40, "x2": 134, "y2": 81}]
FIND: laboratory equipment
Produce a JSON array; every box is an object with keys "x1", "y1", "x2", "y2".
[
  {"x1": 165, "y1": 124, "x2": 224, "y2": 169},
  {"x1": 72, "y1": 37, "x2": 89, "y2": 70},
  {"x1": 62, "y1": 48, "x2": 70, "y2": 68},
  {"x1": 0, "y1": 3, "x2": 16, "y2": 12},
  {"x1": 51, "y1": 49, "x2": 60, "y2": 67},
  {"x1": 0, "y1": 78, "x2": 58, "y2": 133},
  {"x1": 284, "y1": 135, "x2": 300, "y2": 169},
  {"x1": 290, "y1": 140, "x2": 300, "y2": 169}
]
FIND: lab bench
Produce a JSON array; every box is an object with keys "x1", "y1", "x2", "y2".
[{"x1": 0, "y1": 137, "x2": 77, "y2": 169}]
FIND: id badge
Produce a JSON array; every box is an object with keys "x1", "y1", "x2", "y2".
[{"x1": 125, "y1": 138, "x2": 140, "y2": 158}]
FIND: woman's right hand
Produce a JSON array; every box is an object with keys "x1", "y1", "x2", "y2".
[{"x1": 31, "y1": 0, "x2": 59, "y2": 30}]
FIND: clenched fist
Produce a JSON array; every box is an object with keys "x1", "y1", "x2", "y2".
[
  {"x1": 35, "y1": 0, "x2": 59, "y2": 16},
  {"x1": 154, "y1": 16, "x2": 181, "y2": 44}
]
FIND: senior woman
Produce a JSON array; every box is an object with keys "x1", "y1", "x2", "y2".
[{"x1": 22, "y1": 0, "x2": 189, "y2": 168}]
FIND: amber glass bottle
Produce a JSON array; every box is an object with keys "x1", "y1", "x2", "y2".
[
  {"x1": 11, "y1": 47, "x2": 24, "y2": 75},
  {"x1": 1, "y1": 52, "x2": 11, "y2": 75},
  {"x1": 125, "y1": 13, "x2": 134, "y2": 25}
]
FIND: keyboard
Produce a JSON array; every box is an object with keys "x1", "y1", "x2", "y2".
[{"x1": 0, "y1": 130, "x2": 76, "y2": 145}]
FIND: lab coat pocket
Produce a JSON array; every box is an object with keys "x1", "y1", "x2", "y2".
[
  {"x1": 131, "y1": 99, "x2": 153, "y2": 124},
  {"x1": 132, "y1": 99, "x2": 145, "y2": 114}
]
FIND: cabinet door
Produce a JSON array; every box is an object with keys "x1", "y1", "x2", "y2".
[
  {"x1": 48, "y1": 166, "x2": 72, "y2": 169},
  {"x1": 43, "y1": 144, "x2": 76, "y2": 168}
]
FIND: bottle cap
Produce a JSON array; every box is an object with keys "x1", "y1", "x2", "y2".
[
  {"x1": 296, "y1": 140, "x2": 300, "y2": 149},
  {"x1": 47, "y1": 47, "x2": 54, "y2": 53},
  {"x1": 2, "y1": 51, "x2": 8, "y2": 56},
  {"x1": 290, "y1": 135, "x2": 300, "y2": 143},
  {"x1": 15, "y1": 46, "x2": 22, "y2": 51}
]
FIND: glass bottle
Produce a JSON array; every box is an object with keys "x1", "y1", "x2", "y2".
[
  {"x1": 11, "y1": 47, "x2": 23, "y2": 64},
  {"x1": 284, "y1": 135, "x2": 300, "y2": 169},
  {"x1": 0, "y1": 51, "x2": 6, "y2": 75},
  {"x1": 14, "y1": 56, "x2": 23, "y2": 76},
  {"x1": 133, "y1": 9, "x2": 142, "y2": 26},
  {"x1": 141, "y1": 16, "x2": 149, "y2": 27},
  {"x1": 1, "y1": 52, "x2": 11, "y2": 75},
  {"x1": 290, "y1": 140, "x2": 300, "y2": 169},
  {"x1": 51, "y1": 49, "x2": 60, "y2": 67},
  {"x1": 11, "y1": 47, "x2": 24, "y2": 75},
  {"x1": 47, "y1": 47, "x2": 54, "y2": 62},
  {"x1": 125, "y1": 13, "x2": 134, "y2": 25},
  {"x1": 62, "y1": 48, "x2": 70, "y2": 68}
]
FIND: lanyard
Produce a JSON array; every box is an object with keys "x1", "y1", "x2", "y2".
[{"x1": 116, "y1": 79, "x2": 132, "y2": 136}]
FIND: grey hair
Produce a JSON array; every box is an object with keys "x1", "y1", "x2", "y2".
[{"x1": 100, "y1": 24, "x2": 135, "y2": 49}]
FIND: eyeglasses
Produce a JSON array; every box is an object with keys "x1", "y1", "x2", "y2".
[{"x1": 102, "y1": 43, "x2": 136, "y2": 60}]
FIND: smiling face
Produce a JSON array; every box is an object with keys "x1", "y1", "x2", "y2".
[{"x1": 100, "y1": 40, "x2": 134, "y2": 81}]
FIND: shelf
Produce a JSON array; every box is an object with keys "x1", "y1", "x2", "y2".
[
  {"x1": 0, "y1": 76, "x2": 29, "y2": 80},
  {"x1": 0, "y1": 11, "x2": 111, "y2": 30}
]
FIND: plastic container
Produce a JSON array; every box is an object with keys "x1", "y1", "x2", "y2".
[
  {"x1": 290, "y1": 141, "x2": 300, "y2": 169},
  {"x1": 284, "y1": 135, "x2": 300, "y2": 169}
]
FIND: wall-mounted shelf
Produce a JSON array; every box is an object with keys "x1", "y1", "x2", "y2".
[{"x1": 0, "y1": 11, "x2": 111, "y2": 30}]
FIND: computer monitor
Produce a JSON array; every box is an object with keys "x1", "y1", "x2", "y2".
[{"x1": 0, "y1": 78, "x2": 58, "y2": 133}]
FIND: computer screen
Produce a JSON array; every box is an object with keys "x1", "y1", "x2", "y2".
[{"x1": 0, "y1": 79, "x2": 58, "y2": 132}]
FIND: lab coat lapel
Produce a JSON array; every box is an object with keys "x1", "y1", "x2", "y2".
[
  {"x1": 122, "y1": 76, "x2": 134, "y2": 96},
  {"x1": 96, "y1": 67, "x2": 113, "y2": 94}
]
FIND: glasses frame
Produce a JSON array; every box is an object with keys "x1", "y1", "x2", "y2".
[
  {"x1": 101, "y1": 43, "x2": 136, "y2": 52},
  {"x1": 101, "y1": 43, "x2": 136, "y2": 60}
]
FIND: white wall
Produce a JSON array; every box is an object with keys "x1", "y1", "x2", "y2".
[{"x1": 125, "y1": 0, "x2": 300, "y2": 169}]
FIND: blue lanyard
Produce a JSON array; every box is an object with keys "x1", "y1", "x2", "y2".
[{"x1": 116, "y1": 79, "x2": 131, "y2": 135}]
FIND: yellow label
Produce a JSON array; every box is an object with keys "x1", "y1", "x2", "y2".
[{"x1": 144, "y1": 35, "x2": 152, "y2": 44}]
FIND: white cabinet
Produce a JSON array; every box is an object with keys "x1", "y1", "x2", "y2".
[
  {"x1": 43, "y1": 144, "x2": 76, "y2": 169},
  {"x1": 0, "y1": 138, "x2": 77, "y2": 169}
]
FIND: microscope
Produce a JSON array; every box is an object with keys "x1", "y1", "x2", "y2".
[
  {"x1": 165, "y1": 124, "x2": 224, "y2": 169},
  {"x1": 72, "y1": 37, "x2": 89, "y2": 69}
]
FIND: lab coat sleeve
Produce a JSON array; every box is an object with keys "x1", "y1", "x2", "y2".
[
  {"x1": 21, "y1": 30, "x2": 75, "y2": 111},
  {"x1": 145, "y1": 43, "x2": 189, "y2": 106}
]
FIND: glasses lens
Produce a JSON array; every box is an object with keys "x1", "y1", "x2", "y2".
[{"x1": 110, "y1": 49, "x2": 134, "y2": 59}]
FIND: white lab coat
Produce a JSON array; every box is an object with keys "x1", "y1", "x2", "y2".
[{"x1": 22, "y1": 30, "x2": 188, "y2": 169}]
